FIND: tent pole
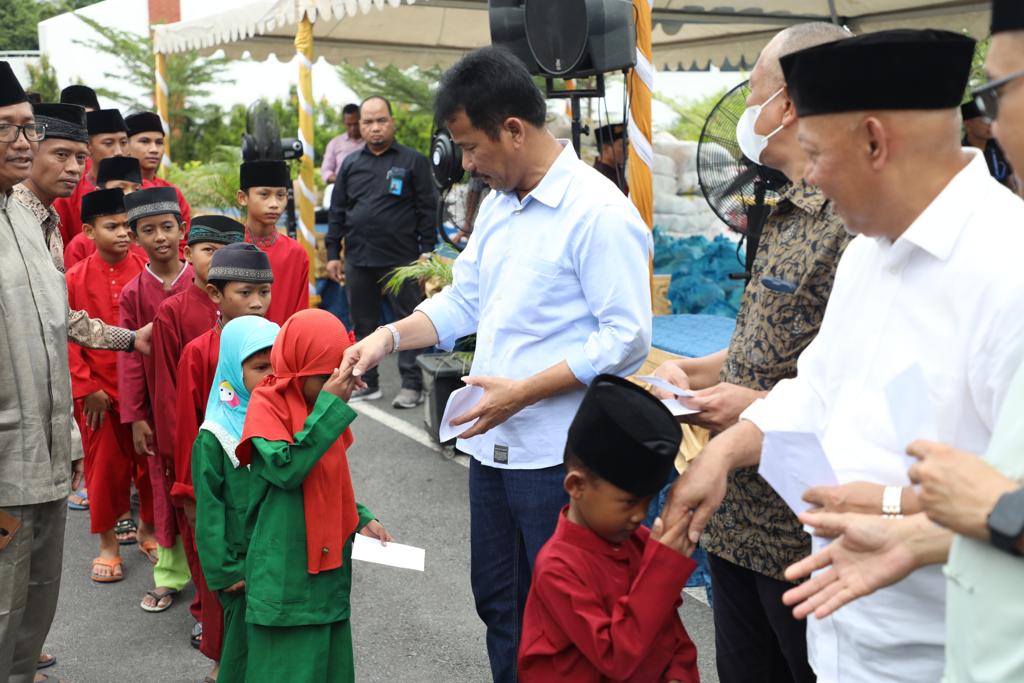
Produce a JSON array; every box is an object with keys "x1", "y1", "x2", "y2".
[
  {"x1": 294, "y1": 16, "x2": 320, "y2": 307},
  {"x1": 154, "y1": 51, "x2": 172, "y2": 173},
  {"x1": 629, "y1": 0, "x2": 655, "y2": 306}
]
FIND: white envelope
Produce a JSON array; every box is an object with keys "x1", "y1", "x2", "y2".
[
  {"x1": 438, "y1": 384, "x2": 484, "y2": 442},
  {"x1": 352, "y1": 535, "x2": 425, "y2": 571},
  {"x1": 662, "y1": 398, "x2": 699, "y2": 417},
  {"x1": 635, "y1": 375, "x2": 696, "y2": 399},
  {"x1": 758, "y1": 431, "x2": 839, "y2": 517}
]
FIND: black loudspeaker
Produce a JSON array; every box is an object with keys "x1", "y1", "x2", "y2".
[
  {"x1": 489, "y1": 0, "x2": 636, "y2": 78},
  {"x1": 430, "y1": 128, "x2": 464, "y2": 191}
]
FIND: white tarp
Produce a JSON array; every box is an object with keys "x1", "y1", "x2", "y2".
[{"x1": 153, "y1": 0, "x2": 991, "y2": 70}]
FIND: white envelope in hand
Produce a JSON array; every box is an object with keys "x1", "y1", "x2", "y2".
[{"x1": 439, "y1": 384, "x2": 484, "y2": 442}]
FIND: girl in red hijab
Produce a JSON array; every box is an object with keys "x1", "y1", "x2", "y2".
[{"x1": 237, "y1": 309, "x2": 391, "y2": 682}]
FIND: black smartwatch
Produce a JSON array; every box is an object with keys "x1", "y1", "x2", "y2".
[{"x1": 987, "y1": 488, "x2": 1024, "y2": 556}]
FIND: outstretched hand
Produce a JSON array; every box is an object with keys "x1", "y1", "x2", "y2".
[
  {"x1": 340, "y1": 329, "x2": 390, "y2": 384},
  {"x1": 359, "y1": 519, "x2": 394, "y2": 546},
  {"x1": 323, "y1": 367, "x2": 365, "y2": 402}
]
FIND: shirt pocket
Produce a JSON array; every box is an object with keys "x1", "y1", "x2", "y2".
[{"x1": 247, "y1": 507, "x2": 311, "y2": 605}]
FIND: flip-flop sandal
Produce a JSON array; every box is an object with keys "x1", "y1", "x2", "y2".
[
  {"x1": 139, "y1": 540, "x2": 159, "y2": 564},
  {"x1": 190, "y1": 621, "x2": 203, "y2": 649},
  {"x1": 114, "y1": 518, "x2": 138, "y2": 545},
  {"x1": 67, "y1": 489, "x2": 89, "y2": 510},
  {"x1": 35, "y1": 674, "x2": 67, "y2": 683},
  {"x1": 141, "y1": 587, "x2": 179, "y2": 613},
  {"x1": 91, "y1": 556, "x2": 124, "y2": 583},
  {"x1": 37, "y1": 653, "x2": 57, "y2": 669}
]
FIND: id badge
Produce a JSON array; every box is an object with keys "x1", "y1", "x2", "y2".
[{"x1": 387, "y1": 167, "x2": 407, "y2": 196}]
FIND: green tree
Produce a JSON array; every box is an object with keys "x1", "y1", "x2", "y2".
[
  {"x1": 27, "y1": 55, "x2": 60, "y2": 102},
  {"x1": 0, "y1": 0, "x2": 102, "y2": 51},
  {"x1": 70, "y1": 12, "x2": 229, "y2": 164},
  {"x1": 657, "y1": 88, "x2": 729, "y2": 142}
]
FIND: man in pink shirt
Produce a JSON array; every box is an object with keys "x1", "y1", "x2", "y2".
[{"x1": 320, "y1": 103, "x2": 365, "y2": 183}]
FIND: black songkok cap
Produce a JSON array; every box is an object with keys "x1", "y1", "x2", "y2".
[
  {"x1": 240, "y1": 160, "x2": 290, "y2": 190},
  {"x1": 26, "y1": 92, "x2": 42, "y2": 105},
  {"x1": 567, "y1": 374, "x2": 681, "y2": 498},
  {"x1": 188, "y1": 214, "x2": 246, "y2": 246},
  {"x1": 81, "y1": 188, "x2": 127, "y2": 223},
  {"x1": 0, "y1": 61, "x2": 29, "y2": 107},
  {"x1": 125, "y1": 111, "x2": 163, "y2": 137},
  {"x1": 86, "y1": 109, "x2": 127, "y2": 136},
  {"x1": 125, "y1": 186, "x2": 180, "y2": 229},
  {"x1": 97, "y1": 156, "x2": 142, "y2": 186},
  {"x1": 60, "y1": 84, "x2": 100, "y2": 111},
  {"x1": 207, "y1": 242, "x2": 274, "y2": 284},
  {"x1": 961, "y1": 100, "x2": 983, "y2": 121},
  {"x1": 595, "y1": 122, "x2": 625, "y2": 147},
  {"x1": 780, "y1": 29, "x2": 975, "y2": 117},
  {"x1": 35, "y1": 103, "x2": 88, "y2": 143},
  {"x1": 992, "y1": 0, "x2": 1024, "y2": 34}
]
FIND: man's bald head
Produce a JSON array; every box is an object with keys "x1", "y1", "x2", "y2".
[{"x1": 758, "y1": 22, "x2": 854, "y2": 88}]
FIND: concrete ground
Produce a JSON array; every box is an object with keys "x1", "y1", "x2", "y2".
[{"x1": 42, "y1": 357, "x2": 718, "y2": 682}]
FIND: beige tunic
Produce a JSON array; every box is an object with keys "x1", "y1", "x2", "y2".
[{"x1": 0, "y1": 190, "x2": 73, "y2": 505}]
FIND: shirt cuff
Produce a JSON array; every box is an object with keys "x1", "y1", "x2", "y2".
[
  {"x1": 739, "y1": 397, "x2": 773, "y2": 433},
  {"x1": 415, "y1": 300, "x2": 458, "y2": 351},
  {"x1": 565, "y1": 346, "x2": 599, "y2": 386}
]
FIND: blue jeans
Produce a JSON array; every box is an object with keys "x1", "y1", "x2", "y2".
[
  {"x1": 469, "y1": 458, "x2": 568, "y2": 683},
  {"x1": 315, "y1": 278, "x2": 351, "y2": 329},
  {"x1": 644, "y1": 469, "x2": 714, "y2": 606}
]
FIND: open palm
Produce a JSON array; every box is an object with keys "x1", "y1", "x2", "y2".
[{"x1": 782, "y1": 513, "x2": 919, "y2": 620}]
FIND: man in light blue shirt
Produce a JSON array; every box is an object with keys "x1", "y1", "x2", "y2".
[{"x1": 342, "y1": 46, "x2": 652, "y2": 682}]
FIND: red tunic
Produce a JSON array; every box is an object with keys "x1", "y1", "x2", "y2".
[
  {"x1": 246, "y1": 231, "x2": 310, "y2": 326},
  {"x1": 143, "y1": 176, "x2": 192, "y2": 257},
  {"x1": 64, "y1": 231, "x2": 148, "y2": 271},
  {"x1": 54, "y1": 172, "x2": 97, "y2": 246},
  {"x1": 519, "y1": 509, "x2": 700, "y2": 683},
  {"x1": 66, "y1": 251, "x2": 152, "y2": 533},
  {"x1": 170, "y1": 327, "x2": 220, "y2": 505},
  {"x1": 118, "y1": 262, "x2": 194, "y2": 546},
  {"x1": 150, "y1": 284, "x2": 219, "y2": 481}
]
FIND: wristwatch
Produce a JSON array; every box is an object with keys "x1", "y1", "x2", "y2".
[{"x1": 987, "y1": 487, "x2": 1024, "y2": 556}]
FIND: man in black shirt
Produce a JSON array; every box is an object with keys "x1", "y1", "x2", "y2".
[
  {"x1": 326, "y1": 95, "x2": 438, "y2": 407},
  {"x1": 962, "y1": 100, "x2": 1016, "y2": 189},
  {"x1": 593, "y1": 122, "x2": 629, "y2": 196}
]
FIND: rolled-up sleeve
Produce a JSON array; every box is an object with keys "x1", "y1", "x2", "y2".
[
  {"x1": 415, "y1": 233, "x2": 482, "y2": 350},
  {"x1": 565, "y1": 204, "x2": 653, "y2": 385}
]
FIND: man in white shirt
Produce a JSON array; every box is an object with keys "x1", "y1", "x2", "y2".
[
  {"x1": 663, "y1": 29, "x2": 1024, "y2": 683},
  {"x1": 341, "y1": 46, "x2": 652, "y2": 683}
]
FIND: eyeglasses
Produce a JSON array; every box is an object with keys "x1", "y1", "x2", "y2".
[
  {"x1": 972, "y1": 68, "x2": 1024, "y2": 121},
  {"x1": 0, "y1": 122, "x2": 46, "y2": 143}
]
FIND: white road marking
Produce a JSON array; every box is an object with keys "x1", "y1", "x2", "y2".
[{"x1": 355, "y1": 402, "x2": 470, "y2": 468}]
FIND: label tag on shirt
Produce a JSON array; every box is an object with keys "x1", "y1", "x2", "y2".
[
  {"x1": 493, "y1": 444, "x2": 509, "y2": 465},
  {"x1": 387, "y1": 167, "x2": 406, "y2": 196}
]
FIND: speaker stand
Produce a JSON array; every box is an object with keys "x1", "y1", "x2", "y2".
[{"x1": 545, "y1": 73, "x2": 605, "y2": 157}]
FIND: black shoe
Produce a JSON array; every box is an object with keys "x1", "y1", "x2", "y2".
[{"x1": 349, "y1": 385, "x2": 383, "y2": 402}]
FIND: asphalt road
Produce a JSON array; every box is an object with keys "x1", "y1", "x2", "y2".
[{"x1": 42, "y1": 357, "x2": 719, "y2": 683}]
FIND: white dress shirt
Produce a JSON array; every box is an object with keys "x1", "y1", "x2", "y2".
[
  {"x1": 417, "y1": 141, "x2": 652, "y2": 469},
  {"x1": 742, "y1": 151, "x2": 1024, "y2": 683}
]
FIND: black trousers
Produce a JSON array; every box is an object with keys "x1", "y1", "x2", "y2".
[
  {"x1": 345, "y1": 262, "x2": 424, "y2": 390},
  {"x1": 708, "y1": 553, "x2": 816, "y2": 683}
]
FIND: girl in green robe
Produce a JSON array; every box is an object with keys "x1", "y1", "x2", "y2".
[
  {"x1": 193, "y1": 315, "x2": 280, "y2": 683},
  {"x1": 235, "y1": 309, "x2": 391, "y2": 683}
]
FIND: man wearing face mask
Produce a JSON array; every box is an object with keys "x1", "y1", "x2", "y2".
[{"x1": 650, "y1": 21, "x2": 851, "y2": 683}]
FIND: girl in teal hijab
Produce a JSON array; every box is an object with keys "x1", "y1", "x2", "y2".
[{"x1": 193, "y1": 315, "x2": 280, "y2": 683}]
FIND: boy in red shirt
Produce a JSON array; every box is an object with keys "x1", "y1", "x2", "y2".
[
  {"x1": 53, "y1": 108, "x2": 129, "y2": 244},
  {"x1": 66, "y1": 188, "x2": 151, "y2": 583},
  {"x1": 150, "y1": 214, "x2": 244, "y2": 649},
  {"x1": 238, "y1": 160, "x2": 309, "y2": 325},
  {"x1": 64, "y1": 155, "x2": 144, "y2": 269},
  {"x1": 173, "y1": 241, "x2": 273, "y2": 680},
  {"x1": 125, "y1": 111, "x2": 192, "y2": 248},
  {"x1": 519, "y1": 375, "x2": 700, "y2": 683},
  {"x1": 119, "y1": 186, "x2": 195, "y2": 611}
]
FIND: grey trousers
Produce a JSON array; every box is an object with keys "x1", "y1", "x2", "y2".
[{"x1": 0, "y1": 499, "x2": 65, "y2": 683}]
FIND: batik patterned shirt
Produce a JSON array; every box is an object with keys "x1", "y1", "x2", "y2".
[{"x1": 702, "y1": 180, "x2": 850, "y2": 580}]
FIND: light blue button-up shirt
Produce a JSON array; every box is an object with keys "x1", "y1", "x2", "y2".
[{"x1": 417, "y1": 142, "x2": 652, "y2": 469}]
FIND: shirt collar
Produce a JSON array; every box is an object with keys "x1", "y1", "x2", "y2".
[
  {"x1": 11, "y1": 183, "x2": 58, "y2": 230},
  {"x1": 780, "y1": 178, "x2": 828, "y2": 215},
  {"x1": 893, "y1": 149, "x2": 988, "y2": 262},
  {"x1": 551, "y1": 505, "x2": 632, "y2": 559},
  {"x1": 511, "y1": 140, "x2": 577, "y2": 210},
  {"x1": 360, "y1": 142, "x2": 397, "y2": 157}
]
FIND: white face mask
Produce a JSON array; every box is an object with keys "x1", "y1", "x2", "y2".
[{"x1": 736, "y1": 87, "x2": 785, "y2": 165}]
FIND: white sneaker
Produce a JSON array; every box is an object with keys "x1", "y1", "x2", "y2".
[{"x1": 392, "y1": 388, "x2": 425, "y2": 409}]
